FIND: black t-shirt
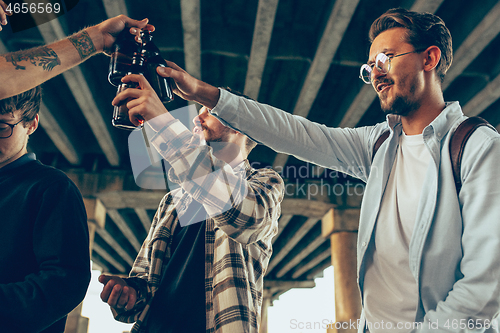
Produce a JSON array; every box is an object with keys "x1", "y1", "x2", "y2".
[
  {"x1": 0, "y1": 153, "x2": 90, "y2": 332},
  {"x1": 145, "y1": 202, "x2": 207, "y2": 333}
]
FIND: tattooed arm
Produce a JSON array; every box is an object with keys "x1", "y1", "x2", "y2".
[{"x1": 0, "y1": 15, "x2": 152, "y2": 99}]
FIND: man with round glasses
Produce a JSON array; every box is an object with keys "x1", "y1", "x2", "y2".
[
  {"x1": 152, "y1": 7, "x2": 500, "y2": 333},
  {"x1": 0, "y1": 87, "x2": 91, "y2": 332}
]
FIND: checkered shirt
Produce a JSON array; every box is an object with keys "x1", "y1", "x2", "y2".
[{"x1": 114, "y1": 119, "x2": 284, "y2": 333}]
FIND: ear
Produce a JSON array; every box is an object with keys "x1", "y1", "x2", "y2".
[
  {"x1": 423, "y1": 46, "x2": 441, "y2": 72},
  {"x1": 27, "y1": 114, "x2": 39, "y2": 136}
]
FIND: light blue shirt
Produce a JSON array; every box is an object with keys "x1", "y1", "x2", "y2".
[{"x1": 211, "y1": 89, "x2": 500, "y2": 332}]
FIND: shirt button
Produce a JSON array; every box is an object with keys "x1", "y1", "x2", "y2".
[
  {"x1": 362, "y1": 242, "x2": 367, "y2": 247},
  {"x1": 159, "y1": 142, "x2": 168, "y2": 151}
]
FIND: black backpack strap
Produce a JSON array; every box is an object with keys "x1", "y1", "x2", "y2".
[
  {"x1": 372, "y1": 130, "x2": 390, "y2": 160},
  {"x1": 449, "y1": 116, "x2": 496, "y2": 193}
]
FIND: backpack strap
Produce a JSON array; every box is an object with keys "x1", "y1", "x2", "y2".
[
  {"x1": 372, "y1": 130, "x2": 390, "y2": 160},
  {"x1": 449, "y1": 116, "x2": 496, "y2": 193}
]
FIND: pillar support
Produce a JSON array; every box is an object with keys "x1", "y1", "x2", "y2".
[
  {"x1": 322, "y1": 209, "x2": 361, "y2": 333},
  {"x1": 260, "y1": 295, "x2": 271, "y2": 333}
]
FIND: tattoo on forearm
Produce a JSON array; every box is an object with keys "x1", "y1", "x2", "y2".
[
  {"x1": 4, "y1": 46, "x2": 61, "y2": 71},
  {"x1": 68, "y1": 31, "x2": 96, "y2": 60}
]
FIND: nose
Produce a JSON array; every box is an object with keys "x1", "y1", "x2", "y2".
[
  {"x1": 371, "y1": 65, "x2": 385, "y2": 82},
  {"x1": 193, "y1": 115, "x2": 201, "y2": 127}
]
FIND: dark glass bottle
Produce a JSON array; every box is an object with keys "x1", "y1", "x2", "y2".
[
  {"x1": 108, "y1": 29, "x2": 174, "y2": 130},
  {"x1": 140, "y1": 30, "x2": 174, "y2": 103},
  {"x1": 112, "y1": 82, "x2": 140, "y2": 130},
  {"x1": 108, "y1": 30, "x2": 140, "y2": 87},
  {"x1": 110, "y1": 33, "x2": 144, "y2": 130}
]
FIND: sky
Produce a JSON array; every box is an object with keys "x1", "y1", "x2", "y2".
[{"x1": 81, "y1": 265, "x2": 335, "y2": 333}]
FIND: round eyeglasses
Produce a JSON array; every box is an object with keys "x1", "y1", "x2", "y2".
[
  {"x1": 359, "y1": 50, "x2": 423, "y2": 84},
  {"x1": 0, "y1": 119, "x2": 24, "y2": 139}
]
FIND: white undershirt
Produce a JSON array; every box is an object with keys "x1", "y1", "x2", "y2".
[{"x1": 363, "y1": 132, "x2": 431, "y2": 332}]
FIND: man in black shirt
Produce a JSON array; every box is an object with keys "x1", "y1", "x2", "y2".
[
  {"x1": 98, "y1": 80, "x2": 284, "y2": 333},
  {"x1": 0, "y1": 87, "x2": 91, "y2": 332}
]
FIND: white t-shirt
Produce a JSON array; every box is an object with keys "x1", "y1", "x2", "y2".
[{"x1": 363, "y1": 132, "x2": 431, "y2": 332}]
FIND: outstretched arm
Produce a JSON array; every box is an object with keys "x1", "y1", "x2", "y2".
[
  {"x1": 0, "y1": 14, "x2": 151, "y2": 99},
  {"x1": 155, "y1": 61, "x2": 377, "y2": 179}
]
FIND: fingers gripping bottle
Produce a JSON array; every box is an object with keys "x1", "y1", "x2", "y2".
[{"x1": 108, "y1": 29, "x2": 174, "y2": 130}]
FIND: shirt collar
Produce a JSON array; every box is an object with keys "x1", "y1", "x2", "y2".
[
  {"x1": 385, "y1": 101, "x2": 463, "y2": 140},
  {"x1": 423, "y1": 101, "x2": 463, "y2": 141},
  {"x1": 0, "y1": 152, "x2": 36, "y2": 173}
]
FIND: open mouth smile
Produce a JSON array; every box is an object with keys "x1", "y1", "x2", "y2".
[{"x1": 376, "y1": 82, "x2": 392, "y2": 93}]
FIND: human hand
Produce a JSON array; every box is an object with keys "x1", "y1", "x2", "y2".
[
  {"x1": 156, "y1": 61, "x2": 220, "y2": 109},
  {"x1": 112, "y1": 74, "x2": 174, "y2": 130},
  {"x1": 95, "y1": 15, "x2": 154, "y2": 54},
  {"x1": 99, "y1": 274, "x2": 137, "y2": 312},
  {"x1": 0, "y1": 0, "x2": 13, "y2": 32},
  {"x1": 155, "y1": 61, "x2": 199, "y2": 101}
]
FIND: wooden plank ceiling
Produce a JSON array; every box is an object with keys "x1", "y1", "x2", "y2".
[{"x1": 2, "y1": 0, "x2": 500, "y2": 302}]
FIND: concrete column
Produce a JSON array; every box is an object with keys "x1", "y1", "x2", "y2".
[
  {"x1": 321, "y1": 208, "x2": 361, "y2": 333},
  {"x1": 328, "y1": 231, "x2": 360, "y2": 333},
  {"x1": 64, "y1": 303, "x2": 89, "y2": 333},
  {"x1": 260, "y1": 296, "x2": 271, "y2": 333}
]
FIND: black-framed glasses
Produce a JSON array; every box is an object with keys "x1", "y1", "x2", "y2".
[
  {"x1": 0, "y1": 119, "x2": 23, "y2": 139},
  {"x1": 359, "y1": 50, "x2": 424, "y2": 84}
]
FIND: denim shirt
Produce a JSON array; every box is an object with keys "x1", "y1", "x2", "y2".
[{"x1": 212, "y1": 89, "x2": 500, "y2": 332}]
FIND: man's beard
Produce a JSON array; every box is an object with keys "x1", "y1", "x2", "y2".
[
  {"x1": 378, "y1": 74, "x2": 420, "y2": 117},
  {"x1": 380, "y1": 94, "x2": 420, "y2": 116},
  {"x1": 203, "y1": 127, "x2": 231, "y2": 146},
  {"x1": 204, "y1": 127, "x2": 240, "y2": 156}
]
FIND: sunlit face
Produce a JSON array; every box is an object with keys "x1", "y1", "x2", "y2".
[
  {"x1": 369, "y1": 27, "x2": 425, "y2": 116},
  {"x1": 0, "y1": 110, "x2": 37, "y2": 169},
  {"x1": 192, "y1": 107, "x2": 232, "y2": 143}
]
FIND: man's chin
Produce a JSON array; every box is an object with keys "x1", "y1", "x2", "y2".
[{"x1": 380, "y1": 99, "x2": 394, "y2": 115}]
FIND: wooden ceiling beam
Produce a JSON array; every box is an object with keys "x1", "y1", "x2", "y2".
[
  {"x1": 97, "y1": 191, "x2": 165, "y2": 210},
  {"x1": 102, "y1": 0, "x2": 129, "y2": 18},
  {"x1": 305, "y1": 257, "x2": 332, "y2": 280},
  {"x1": 39, "y1": 102, "x2": 81, "y2": 164},
  {"x1": 410, "y1": 0, "x2": 444, "y2": 13},
  {"x1": 98, "y1": 190, "x2": 334, "y2": 217},
  {"x1": 280, "y1": 198, "x2": 334, "y2": 218},
  {"x1": 91, "y1": 256, "x2": 113, "y2": 273},
  {"x1": 267, "y1": 217, "x2": 319, "y2": 273},
  {"x1": 275, "y1": 234, "x2": 328, "y2": 278},
  {"x1": 272, "y1": 214, "x2": 293, "y2": 245},
  {"x1": 264, "y1": 279, "x2": 315, "y2": 290},
  {"x1": 442, "y1": 1, "x2": 500, "y2": 90},
  {"x1": 292, "y1": 247, "x2": 331, "y2": 279},
  {"x1": 107, "y1": 209, "x2": 142, "y2": 252},
  {"x1": 272, "y1": 0, "x2": 360, "y2": 169},
  {"x1": 463, "y1": 73, "x2": 500, "y2": 118},
  {"x1": 95, "y1": 226, "x2": 135, "y2": 266},
  {"x1": 135, "y1": 208, "x2": 153, "y2": 232},
  {"x1": 93, "y1": 242, "x2": 126, "y2": 273},
  {"x1": 243, "y1": 0, "x2": 280, "y2": 99},
  {"x1": 181, "y1": 0, "x2": 201, "y2": 79}
]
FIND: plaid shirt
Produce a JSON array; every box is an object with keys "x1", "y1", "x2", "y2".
[{"x1": 114, "y1": 119, "x2": 284, "y2": 333}]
